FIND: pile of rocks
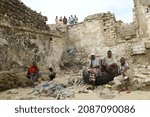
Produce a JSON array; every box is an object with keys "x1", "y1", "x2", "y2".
[
  {"x1": 28, "y1": 81, "x2": 75, "y2": 100},
  {"x1": 133, "y1": 65, "x2": 150, "y2": 86}
]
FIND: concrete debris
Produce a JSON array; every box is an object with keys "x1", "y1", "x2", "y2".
[
  {"x1": 134, "y1": 74, "x2": 149, "y2": 79},
  {"x1": 100, "y1": 88, "x2": 115, "y2": 99},
  {"x1": 28, "y1": 81, "x2": 75, "y2": 100},
  {"x1": 7, "y1": 89, "x2": 18, "y2": 94}
]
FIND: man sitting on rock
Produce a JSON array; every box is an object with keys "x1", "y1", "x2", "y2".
[
  {"x1": 86, "y1": 53, "x2": 101, "y2": 89},
  {"x1": 114, "y1": 57, "x2": 133, "y2": 92},
  {"x1": 27, "y1": 62, "x2": 39, "y2": 84},
  {"x1": 103, "y1": 50, "x2": 118, "y2": 76},
  {"x1": 48, "y1": 67, "x2": 56, "y2": 81}
]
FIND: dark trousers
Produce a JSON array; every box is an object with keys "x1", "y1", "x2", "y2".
[{"x1": 27, "y1": 72, "x2": 39, "y2": 83}]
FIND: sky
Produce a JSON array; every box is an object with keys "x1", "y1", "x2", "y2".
[{"x1": 22, "y1": 0, "x2": 134, "y2": 24}]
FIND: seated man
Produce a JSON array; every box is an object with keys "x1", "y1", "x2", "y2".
[
  {"x1": 48, "y1": 67, "x2": 56, "y2": 81},
  {"x1": 114, "y1": 57, "x2": 133, "y2": 92},
  {"x1": 83, "y1": 53, "x2": 114, "y2": 87},
  {"x1": 27, "y1": 62, "x2": 39, "y2": 84},
  {"x1": 84, "y1": 53, "x2": 101, "y2": 89},
  {"x1": 104, "y1": 50, "x2": 118, "y2": 76}
]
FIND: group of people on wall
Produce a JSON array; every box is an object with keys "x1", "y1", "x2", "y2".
[
  {"x1": 26, "y1": 50, "x2": 132, "y2": 93},
  {"x1": 55, "y1": 15, "x2": 78, "y2": 25}
]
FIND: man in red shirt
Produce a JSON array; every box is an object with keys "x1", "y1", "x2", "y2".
[{"x1": 27, "y1": 62, "x2": 39, "y2": 84}]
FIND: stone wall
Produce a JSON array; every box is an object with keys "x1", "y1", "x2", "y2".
[
  {"x1": 133, "y1": 0, "x2": 150, "y2": 38},
  {"x1": 0, "y1": 27, "x2": 68, "y2": 72},
  {"x1": 61, "y1": 13, "x2": 133, "y2": 68},
  {"x1": 0, "y1": 0, "x2": 68, "y2": 72},
  {"x1": 0, "y1": 0, "x2": 69, "y2": 91},
  {"x1": 60, "y1": 12, "x2": 150, "y2": 78},
  {"x1": 0, "y1": 26, "x2": 54, "y2": 71},
  {"x1": 0, "y1": 0, "x2": 150, "y2": 92},
  {"x1": 0, "y1": 0, "x2": 49, "y2": 31}
]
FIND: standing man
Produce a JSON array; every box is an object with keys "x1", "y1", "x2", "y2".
[
  {"x1": 70, "y1": 15, "x2": 75, "y2": 24},
  {"x1": 68, "y1": 17, "x2": 71, "y2": 24},
  {"x1": 63, "y1": 16, "x2": 67, "y2": 24},
  {"x1": 55, "y1": 16, "x2": 59, "y2": 24},
  {"x1": 59, "y1": 16, "x2": 63, "y2": 24},
  {"x1": 74, "y1": 15, "x2": 78, "y2": 24}
]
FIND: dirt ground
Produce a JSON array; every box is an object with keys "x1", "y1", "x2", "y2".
[{"x1": 0, "y1": 74, "x2": 150, "y2": 100}]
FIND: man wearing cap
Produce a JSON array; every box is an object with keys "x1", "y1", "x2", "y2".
[
  {"x1": 89, "y1": 53, "x2": 100, "y2": 68},
  {"x1": 85, "y1": 53, "x2": 101, "y2": 89}
]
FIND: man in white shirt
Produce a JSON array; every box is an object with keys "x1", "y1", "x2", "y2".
[
  {"x1": 86, "y1": 53, "x2": 100, "y2": 89},
  {"x1": 55, "y1": 16, "x2": 60, "y2": 24},
  {"x1": 104, "y1": 50, "x2": 118, "y2": 76},
  {"x1": 90, "y1": 54, "x2": 100, "y2": 68}
]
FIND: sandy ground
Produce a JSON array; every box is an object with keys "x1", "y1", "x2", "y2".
[
  {"x1": 1, "y1": 87, "x2": 150, "y2": 100},
  {"x1": 0, "y1": 74, "x2": 150, "y2": 100}
]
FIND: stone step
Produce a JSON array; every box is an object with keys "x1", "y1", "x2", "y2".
[
  {"x1": 145, "y1": 41, "x2": 150, "y2": 49},
  {"x1": 131, "y1": 42, "x2": 146, "y2": 55},
  {"x1": 134, "y1": 74, "x2": 150, "y2": 79}
]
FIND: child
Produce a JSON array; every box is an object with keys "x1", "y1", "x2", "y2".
[
  {"x1": 114, "y1": 57, "x2": 133, "y2": 93},
  {"x1": 48, "y1": 67, "x2": 56, "y2": 81}
]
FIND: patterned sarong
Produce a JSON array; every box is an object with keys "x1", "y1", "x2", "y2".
[{"x1": 87, "y1": 68, "x2": 99, "y2": 82}]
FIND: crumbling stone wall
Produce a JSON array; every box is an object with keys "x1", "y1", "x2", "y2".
[
  {"x1": 0, "y1": 0, "x2": 51, "y2": 72},
  {"x1": 61, "y1": 11, "x2": 150, "y2": 78},
  {"x1": 0, "y1": 27, "x2": 52, "y2": 71},
  {"x1": 0, "y1": 0, "x2": 68, "y2": 72},
  {"x1": 61, "y1": 13, "x2": 134, "y2": 69},
  {"x1": 0, "y1": 0, "x2": 68, "y2": 91},
  {"x1": 133, "y1": 0, "x2": 150, "y2": 38},
  {"x1": 0, "y1": 0, "x2": 49, "y2": 31}
]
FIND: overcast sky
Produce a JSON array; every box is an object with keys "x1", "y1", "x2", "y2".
[{"x1": 23, "y1": 0, "x2": 134, "y2": 24}]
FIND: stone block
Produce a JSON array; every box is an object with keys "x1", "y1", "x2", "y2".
[
  {"x1": 138, "y1": 67, "x2": 147, "y2": 72},
  {"x1": 131, "y1": 42, "x2": 146, "y2": 55},
  {"x1": 144, "y1": 78, "x2": 150, "y2": 86},
  {"x1": 145, "y1": 42, "x2": 150, "y2": 49},
  {"x1": 147, "y1": 66, "x2": 150, "y2": 71},
  {"x1": 134, "y1": 74, "x2": 149, "y2": 79}
]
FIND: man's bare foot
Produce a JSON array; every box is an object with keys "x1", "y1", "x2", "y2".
[{"x1": 118, "y1": 88, "x2": 126, "y2": 94}]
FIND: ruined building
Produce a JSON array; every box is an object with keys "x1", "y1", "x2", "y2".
[
  {"x1": 0, "y1": 0, "x2": 149, "y2": 91},
  {"x1": 0, "y1": 0, "x2": 55, "y2": 72}
]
